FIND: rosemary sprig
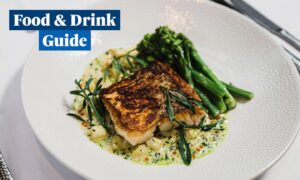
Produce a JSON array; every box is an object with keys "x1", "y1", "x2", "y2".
[
  {"x1": 169, "y1": 90, "x2": 195, "y2": 113},
  {"x1": 102, "y1": 49, "x2": 149, "y2": 82},
  {"x1": 103, "y1": 68, "x2": 109, "y2": 81},
  {"x1": 68, "y1": 78, "x2": 111, "y2": 133},
  {"x1": 174, "y1": 116, "x2": 225, "y2": 131},
  {"x1": 67, "y1": 113, "x2": 85, "y2": 122},
  {"x1": 112, "y1": 58, "x2": 128, "y2": 77},
  {"x1": 200, "y1": 117, "x2": 225, "y2": 131},
  {"x1": 189, "y1": 99, "x2": 208, "y2": 113},
  {"x1": 127, "y1": 55, "x2": 148, "y2": 68},
  {"x1": 164, "y1": 87, "x2": 175, "y2": 121},
  {"x1": 178, "y1": 126, "x2": 192, "y2": 165},
  {"x1": 87, "y1": 105, "x2": 93, "y2": 123},
  {"x1": 161, "y1": 87, "x2": 207, "y2": 116},
  {"x1": 67, "y1": 113, "x2": 97, "y2": 126},
  {"x1": 161, "y1": 86, "x2": 225, "y2": 165},
  {"x1": 123, "y1": 49, "x2": 136, "y2": 69},
  {"x1": 162, "y1": 86, "x2": 221, "y2": 129}
]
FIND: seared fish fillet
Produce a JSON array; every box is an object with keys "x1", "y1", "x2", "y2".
[{"x1": 101, "y1": 61, "x2": 207, "y2": 145}]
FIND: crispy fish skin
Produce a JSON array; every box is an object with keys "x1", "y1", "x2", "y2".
[{"x1": 101, "y1": 61, "x2": 206, "y2": 145}]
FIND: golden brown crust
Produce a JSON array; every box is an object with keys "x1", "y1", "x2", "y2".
[{"x1": 101, "y1": 61, "x2": 202, "y2": 132}]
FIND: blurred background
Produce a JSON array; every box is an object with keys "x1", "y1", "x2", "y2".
[{"x1": 1, "y1": 0, "x2": 299, "y2": 179}]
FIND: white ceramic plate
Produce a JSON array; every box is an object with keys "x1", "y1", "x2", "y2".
[{"x1": 22, "y1": 0, "x2": 300, "y2": 179}]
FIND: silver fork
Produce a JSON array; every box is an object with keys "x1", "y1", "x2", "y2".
[{"x1": 0, "y1": 151, "x2": 13, "y2": 180}]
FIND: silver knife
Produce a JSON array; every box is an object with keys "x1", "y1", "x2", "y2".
[{"x1": 226, "y1": 0, "x2": 300, "y2": 52}]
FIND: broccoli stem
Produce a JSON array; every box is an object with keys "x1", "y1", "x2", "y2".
[
  {"x1": 191, "y1": 69, "x2": 226, "y2": 98},
  {"x1": 194, "y1": 87, "x2": 220, "y2": 118},
  {"x1": 222, "y1": 82, "x2": 254, "y2": 99},
  {"x1": 190, "y1": 49, "x2": 236, "y2": 110}
]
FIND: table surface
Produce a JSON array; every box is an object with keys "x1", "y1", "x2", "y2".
[{"x1": 1, "y1": 0, "x2": 300, "y2": 179}]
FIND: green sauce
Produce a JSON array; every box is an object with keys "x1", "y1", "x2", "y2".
[{"x1": 95, "y1": 124, "x2": 227, "y2": 165}]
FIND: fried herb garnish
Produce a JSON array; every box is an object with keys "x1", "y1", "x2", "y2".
[
  {"x1": 161, "y1": 86, "x2": 224, "y2": 165},
  {"x1": 178, "y1": 126, "x2": 192, "y2": 165},
  {"x1": 102, "y1": 49, "x2": 149, "y2": 82},
  {"x1": 68, "y1": 78, "x2": 111, "y2": 133}
]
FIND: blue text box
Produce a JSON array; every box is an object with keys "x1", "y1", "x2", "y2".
[
  {"x1": 39, "y1": 30, "x2": 91, "y2": 51},
  {"x1": 10, "y1": 10, "x2": 120, "y2": 30}
]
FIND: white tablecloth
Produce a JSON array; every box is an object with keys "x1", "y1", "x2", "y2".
[{"x1": 1, "y1": 0, "x2": 299, "y2": 179}]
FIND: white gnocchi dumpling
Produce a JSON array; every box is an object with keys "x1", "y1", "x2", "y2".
[
  {"x1": 146, "y1": 137, "x2": 163, "y2": 151},
  {"x1": 111, "y1": 135, "x2": 131, "y2": 150},
  {"x1": 185, "y1": 129, "x2": 200, "y2": 139},
  {"x1": 131, "y1": 145, "x2": 150, "y2": 159}
]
